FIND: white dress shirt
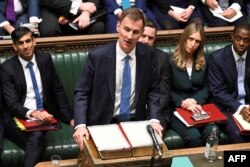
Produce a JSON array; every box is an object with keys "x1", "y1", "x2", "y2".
[{"x1": 18, "y1": 55, "x2": 43, "y2": 118}]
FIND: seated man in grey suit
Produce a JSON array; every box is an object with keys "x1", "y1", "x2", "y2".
[
  {"x1": 73, "y1": 8, "x2": 163, "y2": 151},
  {"x1": 208, "y1": 22, "x2": 250, "y2": 143}
]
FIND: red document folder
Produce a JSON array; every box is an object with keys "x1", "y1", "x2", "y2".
[
  {"x1": 231, "y1": 114, "x2": 250, "y2": 135},
  {"x1": 175, "y1": 103, "x2": 227, "y2": 127},
  {"x1": 14, "y1": 117, "x2": 58, "y2": 131}
]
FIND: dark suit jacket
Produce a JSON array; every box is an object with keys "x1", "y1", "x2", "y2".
[
  {"x1": 0, "y1": 52, "x2": 72, "y2": 125},
  {"x1": 208, "y1": 44, "x2": 250, "y2": 113},
  {"x1": 39, "y1": 0, "x2": 101, "y2": 17},
  {"x1": 170, "y1": 56, "x2": 209, "y2": 108},
  {"x1": 74, "y1": 42, "x2": 160, "y2": 126},
  {"x1": 156, "y1": 49, "x2": 171, "y2": 128},
  {"x1": 0, "y1": 0, "x2": 40, "y2": 23},
  {"x1": 151, "y1": 0, "x2": 199, "y2": 13}
]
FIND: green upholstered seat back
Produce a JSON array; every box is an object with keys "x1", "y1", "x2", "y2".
[{"x1": 51, "y1": 51, "x2": 88, "y2": 109}]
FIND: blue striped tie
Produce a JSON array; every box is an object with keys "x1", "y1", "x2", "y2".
[
  {"x1": 122, "y1": 0, "x2": 131, "y2": 10},
  {"x1": 119, "y1": 56, "x2": 131, "y2": 122},
  {"x1": 27, "y1": 62, "x2": 43, "y2": 110}
]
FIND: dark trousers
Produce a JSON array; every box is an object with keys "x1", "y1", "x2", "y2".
[
  {"x1": 4, "y1": 120, "x2": 46, "y2": 167},
  {"x1": 170, "y1": 116, "x2": 219, "y2": 147}
]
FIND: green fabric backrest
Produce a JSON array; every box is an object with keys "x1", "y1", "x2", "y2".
[{"x1": 51, "y1": 51, "x2": 88, "y2": 109}]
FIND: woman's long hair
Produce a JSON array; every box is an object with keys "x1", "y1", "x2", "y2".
[{"x1": 172, "y1": 23, "x2": 205, "y2": 71}]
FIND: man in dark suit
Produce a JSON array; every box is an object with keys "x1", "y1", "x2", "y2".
[
  {"x1": 103, "y1": 0, "x2": 160, "y2": 33},
  {"x1": 39, "y1": 0, "x2": 105, "y2": 37},
  {"x1": 73, "y1": 8, "x2": 163, "y2": 151},
  {"x1": 199, "y1": 0, "x2": 247, "y2": 27},
  {"x1": 0, "y1": 0, "x2": 41, "y2": 36},
  {"x1": 0, "y1": 27, "x2": 73, "y2": 167},
  {"x1": 208, "y1": 22, "x2": 250, "y2": 143},
  {"x1": 138, "y1": 18, "x2": 171, "y2": 130}
]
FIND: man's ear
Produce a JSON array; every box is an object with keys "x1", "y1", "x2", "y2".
[
  {"x1": 12, "y1": 44, "x2": 17, "y2": 51},
  {"x1": 116, "y1": 21, "x2": 120, "y2": 33}
]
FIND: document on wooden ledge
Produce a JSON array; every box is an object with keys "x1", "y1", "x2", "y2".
[{"x1": 87, "y1": 120, "x2": 165, "y2": 159}]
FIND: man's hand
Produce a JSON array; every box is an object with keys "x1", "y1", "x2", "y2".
[
  {"x1": 205, "y1": 0, "x2": 218, "y2": 10},
  {"x1": 3, "y1": 24, "x2": 15, "y2": 35},
  {"x1": 181, "y1": 7, "x2": 193, "y2": 20},
  {"x1": 240, "y1": 107, "x2": 250, "y2": 122},
  {"x1": 79, "y1": 2, "x2": 96, "y2": 14},
  {"x1": 73, "y1": 126, "x2": 89, "y2": 151},
  {"x1": 151, "y1": 122, "x2": 163, "y2": 138},
  {"x1": 73, "y1": 11, "x2": 90, "y2": 29},
  {"x1": 168, "y1": 10, "x2": 187, "y2": 22},
  {"x1": 30, "y1": 110, "x2": 53, "y2": 123},
  {"x1": 221, "y1": 8, "x2": 236, "y2": 19}
]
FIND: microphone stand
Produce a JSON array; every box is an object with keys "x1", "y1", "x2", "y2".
[{"x1": 150, "y1": 145, "x2": 156, "y2": 167}]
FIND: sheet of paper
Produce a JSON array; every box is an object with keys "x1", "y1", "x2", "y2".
[
  {"x1": 170, "y1": 6, "x2": 185, "y2": 13},
  {"x1": 171, "y1": 156, "x2": 194, "y2": 167},
  {"x1": 88, "y1": 124, "x2": 131, "y2": 151},
  {"x1": 174, "y1": 111, "x2": 193, "y2": 127},
  {"x1": 120, "y1": 120, "x2": 164, "y2": 147},
  {"x1": 209, "y1": 6, "x2": 243, "y2": 22}
]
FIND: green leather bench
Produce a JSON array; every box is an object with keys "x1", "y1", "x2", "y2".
[{"x1": 0, "y1": 42, "x2": 230, "y2": 166}]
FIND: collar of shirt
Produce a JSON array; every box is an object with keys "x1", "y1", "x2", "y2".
[
  {"x1": 231, "y1": 45, "x2": 247, "y2": 62},
  {"x1": 18, "y1": 55, "x2": 37, "y2": 69},
  {"x1": 116, "y1": 41, "x2": 136, "y2": 61}
]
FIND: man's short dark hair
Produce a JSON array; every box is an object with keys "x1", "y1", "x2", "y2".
[
  {"x1": 11, "y1": 27, "x2": 33, "y2": 44},
  {"x1": 119, "y1": 7, "x2": 146, "y2": 27},
  {"x1": 145, "y1": 18, "x2": 157, "y2": 30},
  {"x1": 234, "y1": 22, "x2": 250, "y2": 33}
]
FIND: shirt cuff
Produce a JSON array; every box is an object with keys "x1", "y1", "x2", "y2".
[
  {"x1": 229, "y1": 3, "x2": 241, "y2": 13},
  {"x1": 70, "y1": 0, "x2": 81, "y2": 15},
  {"x1": 201, "y1": 0, "x2": 206, "y2": 4},
  {"x1": 29, "y1": 17, "x2": 42, "y2": 24},
  {"x1": 0, "y1": 21, "x2": 10, "y2": 27},
  {"x1": 75, "y1": 124, "x2": 86, "y2": 130},
  {"x1": 26, "y1": 109, "x2": 37, "y2": 119},
  {"x1": 114, "y1": 8, "x2": 122, "y2": 15},
  {"x1": 149, "y1": 119, "x2": 160, "y2": 123},
  {"x1": 188, "y1": 5, "x2": 195, "y2": 10}
]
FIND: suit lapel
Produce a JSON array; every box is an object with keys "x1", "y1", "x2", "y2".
[
  {"x1": 224, "y1": 45, "x2": 237, "y2": 86},
  {"x1": 244, "y1": 49, "x2": 250, "y2": 100},
  {"x1": 135, "y1": 44, "x2": 145, "y2": 104},
  {"x1": 14, "y1": 56, "x2": 26, "y2": 96},
  {"x1": 104, "y1": 43, "x2": 116, "y2": 102}
]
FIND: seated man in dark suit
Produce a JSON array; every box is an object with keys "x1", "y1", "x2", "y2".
[
  {"x1": 0, "y1": 27, "x2": 73, "y2": 167},
  {"x1": 39, "y1": 0, "x2": 105, "y2": 37},
  {"x1": 138, "y1": 18, "x2": 171, "y2": 131},
  {"x1": 73, "y1": 8, "x2": 163, "y2": 151},
  {"x1": 208, "y1": 22, "x2": 250, "y2": 143},
  {"x1": 0, "y1": 0, "x2": 41, "y2": 36}
]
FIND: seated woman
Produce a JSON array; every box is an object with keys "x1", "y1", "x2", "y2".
[{"x1": 169, "y1": 23, "x2": 219, "y2": 147}]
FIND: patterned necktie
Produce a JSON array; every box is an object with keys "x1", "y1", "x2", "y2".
[
  {"x1": 122, "y1": 0, "x2": 131, "y2": 10},
  {"x1": 219, "y1": 0, "x2": 229, "y2": 10},
  {"x1": 27, "y1": 62, "x2": 43, "y2": 110},
  {"x1": 237, "y1": 57, "x2": 246, "y2": 104},
  {"x1": 119, "y1": 56, "x2": 131, "y2": 122},
  {"x1": 6, "y1": 0, "x2": 16, "y2": 22}
]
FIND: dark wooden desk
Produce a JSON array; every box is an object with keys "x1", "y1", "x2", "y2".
[
  {"x1": 80, "y1": 138, "x2": 171, "y2": 167},
  {"x1": 168, "y1": 143, "x2": 250, "y2": 167}
]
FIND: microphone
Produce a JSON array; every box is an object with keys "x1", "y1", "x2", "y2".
[{"x1": 147, "y1": 124, "x2": 162, "y2": 157}]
